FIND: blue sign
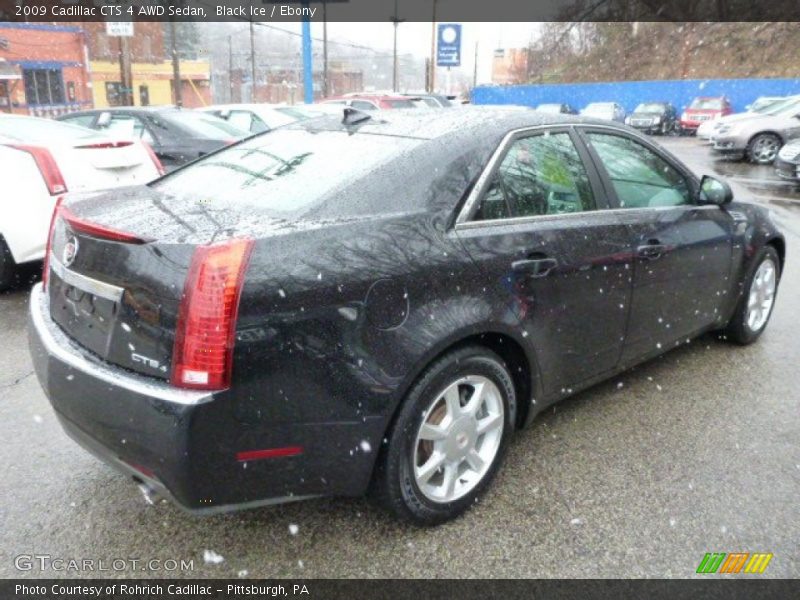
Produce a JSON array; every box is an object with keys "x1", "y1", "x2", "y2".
[{"x1": 437, "y1": 23, "x2": 461, "y2": 67}]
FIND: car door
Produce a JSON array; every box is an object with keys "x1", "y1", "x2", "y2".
[
  {"x1": 455, "y1": 126, "x2": 634, "y2": 399},
  {"x1": 579, "y1": 128, "x2": 734, "y2": 364}
]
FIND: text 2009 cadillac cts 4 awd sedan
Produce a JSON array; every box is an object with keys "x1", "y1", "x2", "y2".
[{"x1": 29, "y1": 108, "x2": 784, "y2": 525}]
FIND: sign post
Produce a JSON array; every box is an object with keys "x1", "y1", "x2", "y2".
[{"x1": 106, "y1": 22, "x2": 134, "y2": 106}]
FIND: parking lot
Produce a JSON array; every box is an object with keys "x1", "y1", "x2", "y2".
[{"x1": 1, "y1": 136, "x2": 798, "y2": 579}]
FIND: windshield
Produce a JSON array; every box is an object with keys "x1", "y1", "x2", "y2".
[
  {"x1": 0, "y1": 116, "x2": 101, "y2": 143},
  {"x1": 162, "y1": 110, "x2": 247, "y2": 139},
  {"x1": 635, "y1": 103, "x2": 666, "y2": 113},
  {"x1": 766, "y1": 98, "x2": 800, "y2": 116},
  {"x1": 153, "y1": 128, "x2": 422, "y2": 220},
  {"x1": 690, "y1": 98, "x2": 723, "y2": 110}
]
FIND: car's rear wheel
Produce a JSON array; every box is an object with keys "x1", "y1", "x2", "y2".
[
  {"x1": 0, "y1": 236, "x2": 18, "y2": 292},
  {"x1": 373, "y1": 346, "x2": 515, "y2": 526},
  {"x1": 747, "y1": 133, "x2": 782, "y2": 164},
  {"x1": 724, "y1": 245, "x2": 780, "y2": 345}
]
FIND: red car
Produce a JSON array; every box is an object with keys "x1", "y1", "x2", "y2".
[
  {"x1": 321, "y1": 94, "x2": 418, "y2": 111},
  {"x1": 679, "y1": 96, "x2": 733, "y2": 134}
]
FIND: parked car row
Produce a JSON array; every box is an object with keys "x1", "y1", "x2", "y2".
[{"x1": 701, "y1": 95, "x2": 800, "y2": 167}]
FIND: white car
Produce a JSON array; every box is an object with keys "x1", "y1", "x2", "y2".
[
  {"x1": 580, "y1": 102, "x2": 626, "y2": 123},
  {"x1": 200, "y1": 103, "x2": 337, "y2": 135},
  {"x1": 0, "y1": 115, "x2": 163, "y2": 290},
  {"x1": 698, "y1": 95, "x2": 800, "y2": 141}
]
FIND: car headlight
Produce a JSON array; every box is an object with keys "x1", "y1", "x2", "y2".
[
  {"x1": 653, "y1": 116, "x2": 661, "y2": 124},
  {"x1": 624, "y1": 116, "x2": 631, "y2": 124},
  {"x1": 717, "y1": 125, "x2": 732, "y2": 135},
  {"x1": 681, "y1": 112, "x2": 689, "y2": 120}
]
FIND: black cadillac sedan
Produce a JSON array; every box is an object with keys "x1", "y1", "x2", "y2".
[{"x1": 29, "y1": 108, "x2": 784, "y2": 525}]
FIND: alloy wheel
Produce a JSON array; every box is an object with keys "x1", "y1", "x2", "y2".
[
  {"x1": 750, "y1": 135, "x2": 781, "y2": 164},
  {"x1": 745, "y1": 258, "x2": 777, "y2": 332},
  {"x1": 413, "y1": 375, "x2": 504, "y2": 503}
]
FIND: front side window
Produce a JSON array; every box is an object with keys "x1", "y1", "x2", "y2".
[
  {"x1": 473, "y1": 131, "x2": 596, "y2": 220},
  {"x1": 586, "y1": 133, "x2": 691, "y2": 209}
]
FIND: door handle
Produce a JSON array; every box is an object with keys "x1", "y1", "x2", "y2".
[
  {"x1": 512, "y1": 257, "x2": 558, "y2": 278},
  {"x1": 637, "y1": 241, "x2": 667, "y2": 260}
]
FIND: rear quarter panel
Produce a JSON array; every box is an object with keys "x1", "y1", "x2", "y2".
[{"x1": 0, "y1": 145, "x2": 55, "y2": 264}]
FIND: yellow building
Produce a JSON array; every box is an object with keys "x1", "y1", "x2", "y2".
[{"x1": 89, "y1": 59, "x2": 212, "y2": 108}]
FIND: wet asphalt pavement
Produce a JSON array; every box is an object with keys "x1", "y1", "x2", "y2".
[{"x1": 0, "y1": 137, "x2": 798, "y2": 579}]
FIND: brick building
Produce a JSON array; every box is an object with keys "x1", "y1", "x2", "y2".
[
  {"x1": 491, "y1": 47, "x2": 530, "y2": 85},
  {"x1": 82, "y1": 22, "x2": 211, "y2": 108},
  {"x1": 0, "y1": 23, "x2": 92, "y2": 116}
]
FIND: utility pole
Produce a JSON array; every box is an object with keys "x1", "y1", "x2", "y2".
[
  {"x1": 250, "y1": 20, "x2": 257, "y2": 101},
  {"x1": 170, "y1": 20, "x2": 182, "y2": 107},
  {"x1": 322, "y1": 0, "x2": 328, "y2": 98},
  {"x1": 391, "y1": 0, "x2": 404, "y2": 93},
  {"x1": 118, "y1": 36, "x2": 133, "y2": 105},
  {"x1": 429, "y1": 0, "x2": 437, "y2": 93},
  {"x1": 473, "y1": 40, "x2": 478, "y2": 88},
  {"x1": 228, "y1": 35, "x2": 233, "y2": 103}
]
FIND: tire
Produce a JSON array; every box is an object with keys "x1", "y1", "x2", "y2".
[
  {"x1": 0, "y1": 236, "x2": 18, "y2": 292},
  {"x1": 372, "y1": 345, "x2": 516, "y2": 526},
  {"x1": 746, "y1": 133, "x2": 782, "y2": 165},
  {"x1": 723, "y1": 245, "x2": 780, "y2": 345}
]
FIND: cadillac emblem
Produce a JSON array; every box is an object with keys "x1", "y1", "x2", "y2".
[{"x1": 62, "y1": 236, "x2": 79, "y2": 267}]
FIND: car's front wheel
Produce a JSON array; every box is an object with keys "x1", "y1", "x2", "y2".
[
  {"x1": 747, "y1": 133, "x2": 782, "y2": 164},
  {"x1": 724, "y1": 245, "x2": 780, "y2": 344},
  {"x1": 373, "y1": 346, "x2": 516, "y2": 525}
]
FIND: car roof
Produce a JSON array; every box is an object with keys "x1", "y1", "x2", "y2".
[
  {"x1": 62, "y1": 106, "x2": 182, "y2": 116},
  {"x1": 293, "y1": 105, "x2": 625, "y2": 141}
]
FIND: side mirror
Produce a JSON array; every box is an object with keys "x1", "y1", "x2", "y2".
[
  {"x1": 698, "y1": 175, "x2": 733, "y2": 206},
  {"x1": 96, "y1": 112, "x2": 111, "y2": 128}
]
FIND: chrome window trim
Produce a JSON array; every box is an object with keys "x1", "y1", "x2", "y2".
[
  {"x1": 456, "y1": 203, "x2": 719, "y2": 231},
  {"x1": 455, "y1": 122, "x2": 707, "y2": 231},
  {"x1": 49, "y1": 253, "x2": 124, "y2": 303}
]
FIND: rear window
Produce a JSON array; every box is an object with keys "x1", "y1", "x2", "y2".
[
  {"x1": 690, "y1": 98, "x2": 723, "y2": 110},
  {"x1": 162, "y1": 111, "x2": 247, "y2": 139},
  {"x1": 152, "y1": 128, "x2": 422, "y2": 220},
  {"x1": 386, "y1": 99, "x2": 417, "y2": 109},
  {"x1": 0, "y1": 116, "x2": 100, "y2": 143}
]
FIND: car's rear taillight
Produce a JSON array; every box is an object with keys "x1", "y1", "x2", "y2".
[
  {"x1": 171, "y1": 239, "x2": 254, "y2": 391},
  {"x1": 42, "y1": 197, "x2": 64, "y2": 291},
  {"x1": 8, "y1": 144, "x2": 67, "y2": 195},
  {"x1": 60, "y1": 206, "x2": 150, "y2": 244},
  {"x1": 142, "y1": 142, "x2": 166, "y2": 176}
]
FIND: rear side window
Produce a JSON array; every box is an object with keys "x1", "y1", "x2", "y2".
[
  {"x1": 474, "y1": 132, "x2": 596, "y2": 220},
  {"x1": 586, "y1": 133, "x2": 691, "y2": 208}
]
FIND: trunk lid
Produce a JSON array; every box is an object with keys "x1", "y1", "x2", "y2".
[{"x1": 51, "y1": 139, "x2": 159, "y2": 193}]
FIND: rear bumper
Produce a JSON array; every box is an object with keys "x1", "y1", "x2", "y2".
[{"x1": 28, "y1": 283, "x2": 383, "y2": 513}]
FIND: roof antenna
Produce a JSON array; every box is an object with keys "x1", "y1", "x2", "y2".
[{"x1": 342, "y1": 107, "x2": 372, "y2": 126}]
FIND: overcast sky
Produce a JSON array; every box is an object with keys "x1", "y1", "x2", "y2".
[{"x1": 296, "y1": 22, "x2": 541, "y2": 84}]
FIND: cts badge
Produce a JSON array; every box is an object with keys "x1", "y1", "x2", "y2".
[{"x1": 62, "y1": 236, "x2": 79, "y2": 267}]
